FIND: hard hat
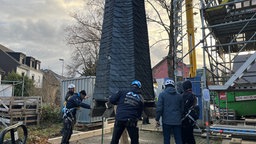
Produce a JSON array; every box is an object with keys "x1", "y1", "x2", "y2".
[
  {"x1": 164, "y1": 79, "x2": 175, "y2": 87},
  {"x1": 131, "y1": 80, "x2": 142, "y2": 88},
  {"x1": 68, "y1": 84, "x2": 75, "y2": 89}
]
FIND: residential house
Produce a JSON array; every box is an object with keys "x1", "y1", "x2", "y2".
[
  {"x1": 152, "y1": 56, "x2": 190, "y2": 79},
  {"x1": 41, "y1": 69, "x2": 62, "y2": 105},
  {"x1": 0, "y1": 44, "x2": 43, "y2": 88}
]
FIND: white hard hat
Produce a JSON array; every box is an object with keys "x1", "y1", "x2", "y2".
[
  {"x1": 164, "y1": 79, "x2": 175, "y2": 86},
  {"x1": 68, "y1": 84, "x2": 75, "y2": 89}
]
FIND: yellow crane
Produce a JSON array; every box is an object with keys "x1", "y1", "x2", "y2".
[{"x1": 185, "y1": 0, "x2": 197, "y2": 78}]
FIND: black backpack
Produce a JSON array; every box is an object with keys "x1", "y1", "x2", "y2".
[
  {"x1": 189, "y1": 105, "x2": 200, "y2": 121},
  {"x1": 182, "y1": 105, "x2": 200, "y2": 126},
  {"x1": 182, "y1": 92, "x2": 200, "y2": 125}
]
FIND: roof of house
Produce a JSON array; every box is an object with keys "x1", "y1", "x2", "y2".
[
  {"x1": 0, "y1": 44, "x2": 35, "y2": 74},
  {"x1": 41, "y1": 69, "x2": 61, "y2": 85},
  {"x1": 0, "y1": 46, "x2": 21, "y2": 66},
  {"x1": 152, "y1": 56, "x2": 167, "y2": 70},
  {"x1": 152, "y1": 56, "x2": 188, "y2": 70},
  {"x1": 0, "y1": 44, "x2": 14, "y2": 52},
  {"x1": 0, "y1": 67, "x2": 5, "y2": 75}
]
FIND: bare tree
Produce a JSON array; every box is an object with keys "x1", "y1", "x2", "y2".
[
  {"x1": 146, "y1": 0, "x2": 175, "y2": 78},
  {"x1": 66, "y1": 0, "x2": 175, "y2": 77},
  {"x1": 65, "y1": 0, "x2": 104, "y2": 77}
]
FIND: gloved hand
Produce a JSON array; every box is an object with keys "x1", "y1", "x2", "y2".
[{"x1": 62, "y1": 107, "x2": 67, "y2": 113}]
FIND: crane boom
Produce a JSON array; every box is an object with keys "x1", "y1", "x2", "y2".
[{"x1": 185, "y1": 0, "x2": 197, "y2": 77}]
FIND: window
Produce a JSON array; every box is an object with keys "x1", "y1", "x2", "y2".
[
  {"x1": 32, "y1": 61, "x2": 35, "y2": 68},
  {"x1": 253, "y1": 0, "x2": 256, "y2": 5},
  {"x1": 22, "y1": 58, "x2": 25, "y2": 64},
  {"x1": 243, "y1": 1, "x2": 250, "y2": 7},
  {"x1": 235, "y1": 2, "x2": 241, "y2": 9}
]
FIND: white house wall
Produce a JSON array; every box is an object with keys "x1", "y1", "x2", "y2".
[
  {"x1": 16, "y1": 67, "x2": 43, "y2": 88},
  {"x1": 16, "y1": 67, "x2": 28, "y2": 76},
  {"x1": 28, "y1": 68, "x2": 43, "y2": 88}
]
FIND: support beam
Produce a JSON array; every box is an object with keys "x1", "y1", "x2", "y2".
[{"x1": 209, "y1": 52, "x2": 256, "y2": 90}]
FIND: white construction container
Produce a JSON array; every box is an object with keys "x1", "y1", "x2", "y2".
[
  {"x1": 61, "y1": 76, "x2": 102, "y2": 124},
  {"x1": 0, "y1": 84, "x2": 13, "y2": 97}
]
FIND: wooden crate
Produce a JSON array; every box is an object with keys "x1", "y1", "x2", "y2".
[{"x1": 0, "y1": 96, "x2": 42, "y2": 125}]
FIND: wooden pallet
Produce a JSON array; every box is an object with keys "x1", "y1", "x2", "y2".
[{"x1": 0, "y1": 96, "x2": 42, "y2": 125}]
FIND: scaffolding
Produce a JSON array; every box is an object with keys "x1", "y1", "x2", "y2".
[
  {"x1": 200, "y1": 0, "x2": 256, "y2": 90},
  {"x1": 173, "y1": 0, "x2": 185, "y2": 82}
]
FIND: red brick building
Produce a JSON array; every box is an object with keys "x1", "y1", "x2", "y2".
[{"x1": 152, "y1": 57, "x2": 190, "y2": 79}]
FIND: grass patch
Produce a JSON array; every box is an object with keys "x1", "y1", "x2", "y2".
[
  {"x1": 0, "y1": 122, "x2": 62, "y2": 144},
  {"x1": 27, "y1": 122, "x2": 63, "y2": 144},
  {"x1": 0, "y1": 103, "x2": 64, "y2": 144}
]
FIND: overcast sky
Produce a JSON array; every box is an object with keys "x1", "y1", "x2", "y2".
[
  {"x1": 0, "y1": 0, "x2": 85, "y2": 76},
  {"x1": 0, "y1": 0, "x2": 203, "y2": 77}
]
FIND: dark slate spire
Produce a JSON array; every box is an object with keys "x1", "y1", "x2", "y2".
[{"x1": 93, "y1": 0, "x2": 154, "y2": 102}]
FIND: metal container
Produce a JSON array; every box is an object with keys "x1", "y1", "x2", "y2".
[
  {"x1": 61, "y1": 76, "x2": 102, "y2": 123},
  {"x1": 215, "y1": 90, "x2": 256, "y2": 118}
]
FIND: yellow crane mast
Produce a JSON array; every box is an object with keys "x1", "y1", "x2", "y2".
[{"x1": 185, "y1": 0, "x2": 197, "y2": 78}]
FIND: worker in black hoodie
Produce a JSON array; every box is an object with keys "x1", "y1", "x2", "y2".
[
  {"x1": 181, "y1": 80, "x2": 197, "y2": 144},
  {"x1": 61, "y1": 90, "x2": 91, "y2": 144},
  {"x1": 109, "y1": 80, "x2": 144, "y2": 144}
]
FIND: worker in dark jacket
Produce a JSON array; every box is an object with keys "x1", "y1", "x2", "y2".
[
  {"x1": 109, "y1": 80, "x2": 144, "y2": 144},
  {"x1": 61, "y1": 90, "x2": 91, "y2": 144},
  {"x1": 155, "y1": 78, "x2": 183, "y2": 144},
  {"x1": 64, "y1": 84, "x2": 76, "y2": 102},
  {"x1": 181, "y1": 80, "x2": 197, "y2": 144}
]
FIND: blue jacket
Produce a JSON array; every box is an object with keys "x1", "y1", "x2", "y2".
[
  {"x1": 65, "y1": 93, "x2": 91, "y2": 118},
  {"x1": 156, "y1": 86, "x2": 184, "y2": 125},
  {"x1": 109, "y1": 87, "x2": 144, "y2": 121}
]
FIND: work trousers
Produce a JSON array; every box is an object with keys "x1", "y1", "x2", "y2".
[
  {"x1": 182, "y1": 120, "x2": 195, "y2": 144},
  {"x1": 110, "y1": 120, "x2": 139, "y2": 144},
  {"x1": 61, "y1": 117, "x2": 75, "y2": 144},
  {"x1": 162, "y1": 123, "x2": 182, "y2": 144}
]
